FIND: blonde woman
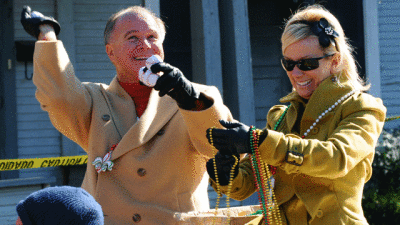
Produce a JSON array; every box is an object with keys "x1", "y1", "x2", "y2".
[{"x1": 206, "y1": 5, "x2": 386, "y2": 225}]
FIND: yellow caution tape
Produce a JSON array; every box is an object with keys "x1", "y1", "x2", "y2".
[
  {"x1": 3, "y1": 114, "x2": 399, "y2": 171},
  {"x1": 0, "y1": 155, "x2": 88, "y2": 171}
]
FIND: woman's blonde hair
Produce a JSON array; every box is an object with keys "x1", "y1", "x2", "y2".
[{"x1": 281, "y1": 4, "x2": 369, "y2": 91}]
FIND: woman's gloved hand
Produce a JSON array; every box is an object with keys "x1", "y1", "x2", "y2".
[
  {"x1": 206, "y1": 152, "x2": 239, "y2": 186},
  {"x1": 207, "y1": 120, "x2": 269, "y2": 155},
  {"x1": 21, "y1": 5, "x2": 61, "y2": 39},
  {"x1": 151, "y1": 62, "x2": 200, "y2": 110},
  {"x1": 207, "y1": 120, "x2": 252, "y2": 155}
]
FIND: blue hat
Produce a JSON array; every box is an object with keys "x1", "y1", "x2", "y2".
[{"x1": 16, "y1": 186, "x2": 104, "y2": 225}]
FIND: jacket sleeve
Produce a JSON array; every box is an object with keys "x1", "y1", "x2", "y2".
[
  {"x1": 259, "y1": 93, "x2": 386, "y2": 179},
  {"x1": 178, "y1": 85, "x2": 234, "y2": 158},
  {"x1": 33, "y1": 40, "x2": 92, "y2": 150}
]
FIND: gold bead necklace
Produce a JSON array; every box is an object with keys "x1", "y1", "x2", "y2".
[
  {"x1": 250, "y1": 128, "x2": 282, "y2": 225},
  {"x1": 209, "y1": 127, "x2": 238, "y2": 225}
]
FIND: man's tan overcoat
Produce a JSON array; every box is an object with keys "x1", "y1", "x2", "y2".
[{"x1": 33, "y1": 41, "x2": 233, "y2": 224}]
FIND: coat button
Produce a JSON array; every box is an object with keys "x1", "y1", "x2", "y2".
[
  {"x1": 316, "y1": 209, "x2": 323, "y2": 218},
  {"x1": 137, "y1": 168, "x2": 146, "y2": 177},
  {"x1": 132, "y1": 213, "x2": 141, "y2": 223},
  {"x1": 156, "y1": 129, "x2": 165, "y2": 135},
  {"x1": 311, "y1": 127, "x2": 319, "y2": 134},
  {"x1": 102, "y1": 114, "x2": 110, "y2": 121}
]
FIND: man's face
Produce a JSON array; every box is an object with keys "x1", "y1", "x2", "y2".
[{"x1": 106, "y1": 12, "x2": 164, "y2": 83}]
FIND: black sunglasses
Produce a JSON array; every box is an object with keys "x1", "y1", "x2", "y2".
[{"x1": 281, "y1": 54, "x2": 334, "y2": 71}]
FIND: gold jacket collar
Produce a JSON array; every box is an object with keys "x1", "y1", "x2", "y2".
[{"x1": 279, "y1": 75, "x2": 356, "y2": 129}]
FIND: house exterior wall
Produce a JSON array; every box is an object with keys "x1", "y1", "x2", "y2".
[
  {"x1": 378, "y1": 0, "x2": 400, "y2": 129},
  {"x1": 13, "y1": 0, "x2": 63, "y2": 183}
]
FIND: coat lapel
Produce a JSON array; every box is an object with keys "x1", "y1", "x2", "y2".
[
  {"x1": 104, "y1": 77, "x2": 137, "y2": 137},
  {"x1": 111, "y1": 89, "x2": 179, "y2": 160},
  {"x1": 280, "y1": 92, "x2": 305, "y2": 133},
  {"x1": 279, "y1": 75, "x2": 355, "y2": 135},
  {"x1": 301, "y1": 75, "x2": 353, "y2": 123}
]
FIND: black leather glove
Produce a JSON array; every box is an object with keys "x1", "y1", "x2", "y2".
[
  {"x1": 21, "y1": 6, "x2": 61, "y2": 39},
  {"x1": 206, "y1": 152, "x2": 239, "y2": 186},
  {"x1": 207, "y1": 120, "x2": 252, "y2": 155},
  {"x1": 207, "y1": 120, "x2": 269, "y2": 155},
  {"x1": 151, "y1": 62, "x2": 200, "y2": 110}
]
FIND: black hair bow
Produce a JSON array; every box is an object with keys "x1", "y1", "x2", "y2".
[{"x1": 299, "y1": 18, "x2": 339, "y2": 48}]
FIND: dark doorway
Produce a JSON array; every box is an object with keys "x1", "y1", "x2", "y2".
[
  {"x1": 320, "y1": 0, "x2": 366, "y2": 80},
  {"x1": 248, "y1": 0, "x2": 306, "y2": 126},
  {"x1": 160, "y1": 0, "x2": 192, "y2": 80},
  {"x1": 0, "y1": 0, "x2": 18, "y2": 179}
]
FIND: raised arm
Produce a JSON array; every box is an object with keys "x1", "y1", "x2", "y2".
[{"x1": 21, "y1": 6, "x2": 93, "y2": 150}]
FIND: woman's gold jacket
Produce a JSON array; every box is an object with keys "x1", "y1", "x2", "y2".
[{"x1": 212, "y1": 75, "x2": 386, "y2": 224}]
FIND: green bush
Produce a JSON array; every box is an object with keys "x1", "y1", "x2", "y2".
[{"x1": 363, "y1": 128, "x2": 400, "y2": 224}]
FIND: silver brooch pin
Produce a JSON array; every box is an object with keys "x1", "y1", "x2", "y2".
[{"x1": 92, "y1": 144, "x2": 117, "y2": 173}]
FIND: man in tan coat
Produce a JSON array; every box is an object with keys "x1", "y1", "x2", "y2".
[{"x1": 21, "y1": 5, "x2": 232, "y2": 224}]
